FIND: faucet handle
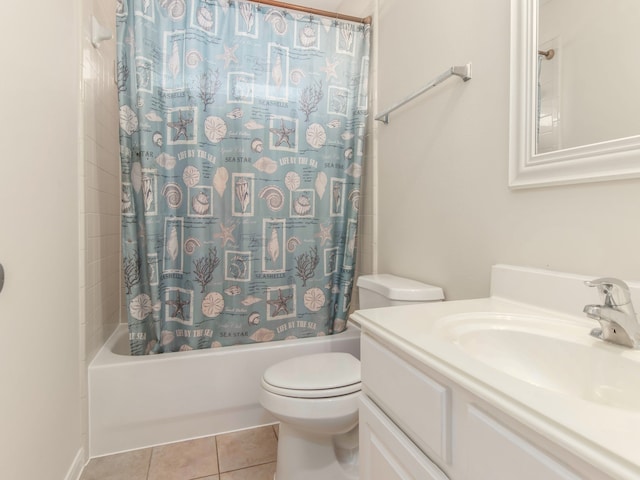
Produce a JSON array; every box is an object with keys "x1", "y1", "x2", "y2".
[{"x1": 584, "y1": 277, "x2": 632, "y2": 307}]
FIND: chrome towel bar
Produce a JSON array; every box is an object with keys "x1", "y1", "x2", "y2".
[{"x1": 375, "y1": 63, "x2": 472, "y2": 124}]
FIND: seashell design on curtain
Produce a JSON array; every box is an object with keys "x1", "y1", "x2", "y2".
[{"x1": 116, "y1": 0, "x2": 370, "y2": 354}]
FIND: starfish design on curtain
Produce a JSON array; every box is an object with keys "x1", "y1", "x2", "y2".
[
  {"x1": 214, "y1": 222, "x2": 236, "y2": 247},
  {"x1": 315, "y1": 223, "x2": 333, "y2": 246},
  {"x1": 267, "y1": 288, "x2": 293, "y2": 317},
  {"x1": 167, "y1": 111, "x2": 192, "y2": 141},
  {"x1": 166, "y1": 291, "x2": 190, "y2": 320},
  {"x1": 320, "y1": 58, "x2": 339, "y2": 82},
  {"x1": 217, "y1": 44, "x2": 239, "y2": 68},
  {"x1": 269, "y1": 119, "x2": 295, "y2": 148}
]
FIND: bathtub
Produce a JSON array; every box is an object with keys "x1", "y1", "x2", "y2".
[{"x1": 88, "y1": 322, "x2": 361, "y2": 457}]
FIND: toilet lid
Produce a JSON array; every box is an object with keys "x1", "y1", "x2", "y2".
[{"x1": 262, "y1": 352, "x2": 361, "y2": 398}]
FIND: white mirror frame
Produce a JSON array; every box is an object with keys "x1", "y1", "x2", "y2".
[{"x1": 509, "y1": 0, "x2": 640, "y2": 188}]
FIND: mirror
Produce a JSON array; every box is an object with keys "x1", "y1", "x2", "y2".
[{"x1": 509, "y1": 0, "x2": 640, "y2": 188}]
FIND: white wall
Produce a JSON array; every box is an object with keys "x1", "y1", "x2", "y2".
[
  {"x1": 0, "y1": 1, "x2": 83, "y2": 479},
  {"x1": 0, "y1": 0, "x2": 120, "y2": 476},
  {"x1": 81, "y1": 0, "x2": 121, "y2": 458},
  {"x1": 375, "y1": 0, "x2": 640, "y2": 300}
]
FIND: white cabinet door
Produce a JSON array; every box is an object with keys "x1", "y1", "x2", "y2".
[
  {"x1": 465, "y1": 406, "x2": 582, "y2": 480},
  {"x1": 360, "y1": 396, "x2": 449, "y2": 480}
]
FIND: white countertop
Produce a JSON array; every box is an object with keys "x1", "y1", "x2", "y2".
[{"x1": 352, "y1": 295, "x2": 640, "y2": 480}]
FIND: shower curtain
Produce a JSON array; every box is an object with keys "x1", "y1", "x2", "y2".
[{"x1": 116, "y1": 0, "x2": 370, "y2": 354}]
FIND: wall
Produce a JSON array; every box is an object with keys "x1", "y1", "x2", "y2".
[
  {"x1": 0, "y1": 0, "x2": 121, "y2": 476},
  {"x1": 375, "y1": 0, "x2": 640, "y2": 300},
  {"x1": 80, "y1": 0, "x2": 121, "y2": 459},
  {"x1": 82, "y1": 0, "x2": 120, "y2": 364},
  {"x1": 0, "y1": 1, "x2": 84, "y2": 479}
]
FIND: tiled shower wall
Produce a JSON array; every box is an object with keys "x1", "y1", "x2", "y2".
[
  {"x1": 83, "y1": 0, "x2": 120, "y2": 362},
  {"x1": 80, "y1": 0, "x2": 121, "y2": 457}
]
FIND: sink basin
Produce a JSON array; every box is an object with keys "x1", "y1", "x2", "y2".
[{"x1": 433, "y1": 312, "x2": 640, "y2": 410}]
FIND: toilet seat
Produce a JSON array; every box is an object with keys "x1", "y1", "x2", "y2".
[
  {"x1": 262, "y1": 352, "x2": 361, "y2": 399},
  {"x1": 261, "y1": 379, "x2": 361, "y2": 398}
]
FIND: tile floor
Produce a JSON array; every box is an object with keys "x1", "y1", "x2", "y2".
[{"x1": 80, "y1": 425, "x2": 278, "y2": 480}]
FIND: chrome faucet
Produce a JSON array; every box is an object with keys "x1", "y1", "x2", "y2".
[{"x1": 583, "y1": 277, "x2": 640, "y2": 348}]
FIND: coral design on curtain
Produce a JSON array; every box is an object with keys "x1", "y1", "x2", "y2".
[{"x1": 116, "y1": 0, "x2": 370, "y2": 354}]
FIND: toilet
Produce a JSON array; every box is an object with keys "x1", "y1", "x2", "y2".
[{"x1": 259, "y1": 274, "x2": 444, "y2": 480}]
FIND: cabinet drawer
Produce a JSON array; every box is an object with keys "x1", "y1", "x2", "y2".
[
  {"x1": 360, "y1": 395, "x2": 449, "y2": 480},
  {"x1": 361, "y1": 334, "x2": 451, "y2": 463}
]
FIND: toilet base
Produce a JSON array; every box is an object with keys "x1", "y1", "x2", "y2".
[{"x1": 275, "y1": 422, "x2": 359, "y2": 480}]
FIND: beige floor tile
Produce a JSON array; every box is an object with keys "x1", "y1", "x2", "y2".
[
  {"x1": 148, "y1": 436, "x2": 218, "y2": 480},
  {"x1": 80, "y1": 448, "x2": 151, "y2": 480},
  {"x1": 272, "y1": 424, "x2": 279, "y2": 439},
  {"x1": 216, "y1": 426, "x2": 278, "y2": 473},
  {"x1": 220, "y1": 462, "x2": 276, "y2": 480}
]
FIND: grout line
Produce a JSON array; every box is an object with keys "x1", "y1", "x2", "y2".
[
  {"x1": 145, "y1": 447, "x2": 154, "y2": 480},
  {"x1": 219, "y1": 460, "x2": 277, "y2": 474},
  {"x1": 214, "y1": 433, "x2": 221, "y2": 477},
  {"x1": 190, "y1": 474, "x2": 223, "y2": 480}
]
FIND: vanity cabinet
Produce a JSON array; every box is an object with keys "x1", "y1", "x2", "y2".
[{"x1": 360, "y1": 334, "x2": 613, "y2": 480}]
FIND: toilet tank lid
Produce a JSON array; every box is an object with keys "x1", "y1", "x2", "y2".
[{"x1": 357, "y1": 274, "x2": 444, "y2": 301}]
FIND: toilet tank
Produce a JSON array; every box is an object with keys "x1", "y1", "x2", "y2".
[{"x1": 357, "y1": 274, "x2": 444, "y2": 309}]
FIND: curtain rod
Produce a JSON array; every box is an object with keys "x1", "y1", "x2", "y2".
[{"x1": 247, "y1": 0, "x2": 372, "y2": 24}]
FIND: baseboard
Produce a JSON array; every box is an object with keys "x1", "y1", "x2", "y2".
[{"x1": 64, "y1": 447, "x2": 86, "y2": 480}]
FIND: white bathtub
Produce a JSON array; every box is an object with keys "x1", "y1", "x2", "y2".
[{"x1": 88, "y1": 322, "x2": 361, "y2": 457}]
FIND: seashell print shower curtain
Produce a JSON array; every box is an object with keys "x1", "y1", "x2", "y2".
[{"x1": 116, "y1": 0, "x2": 370, "y2": 354}]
